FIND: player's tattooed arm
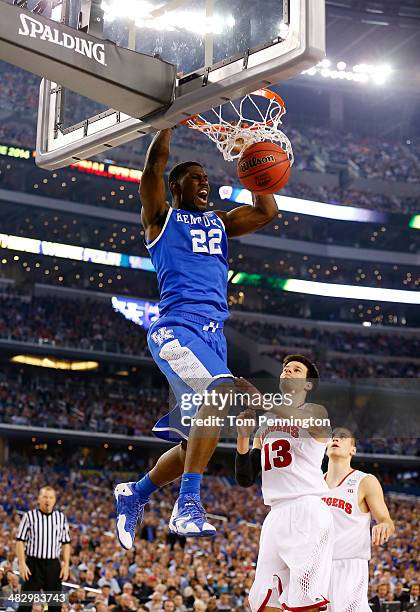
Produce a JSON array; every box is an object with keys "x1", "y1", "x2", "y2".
[
  {"x1": 360, "y1": 475, "x2": 395, "y2": 545},
  {"x1": 216, "y1": 193, "x2": 278, "y2": 237},
  {"x1": 140, "y1": 129, "x2": 171, "y2": 233}
]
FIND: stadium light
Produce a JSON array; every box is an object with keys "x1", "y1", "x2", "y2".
[
  {"x1": 228, "y1": 273, "x2": 419, "y2": 305},
  {"x1": 0, "y1": 232, "x2": 155, "y2": 272},
  {"x1": 302, "y1": 59, "x2": 393, "y2": 86},
  {"x1": 409, "y1": 215, "x2": 420, "y2": 230},
  {"x1": 219, "y1": 187, "x2": 387, "y2": 223},
  {"x1": 2, "y1": 228, "x2": 417, "y2": 306},
  {"x1": 282, "y1": 279, "x2": 420, "y2": 305},
  {"x1": 101, "y1": 0, "x2": 235, "y2": 34},
  {"x1": 11, "y1": 356, "x2": 99, "y2": 370}
]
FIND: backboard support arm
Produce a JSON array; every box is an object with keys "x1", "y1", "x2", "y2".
[{"x1": 77, "y1": 0, "x2": 104, "y2": 38}]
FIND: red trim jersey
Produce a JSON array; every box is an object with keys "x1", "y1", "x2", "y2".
[
  {"x1": 322, "y1": 469, "x2": 371, "y2": 560},
  {"x1": 258, "y1": 410, "x2": 329, "y2": 507}
]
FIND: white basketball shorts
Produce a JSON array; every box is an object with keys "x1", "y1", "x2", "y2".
[
  {"x1": 328, "y1": 559, "x2": 371, "y2": 612},
  {"x1": 248, "y1": 496, "x2": 334, "y2": 612}
]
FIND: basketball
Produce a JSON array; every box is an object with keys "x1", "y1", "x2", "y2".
[{"x1": 237, "y1": 142, "x2": 291, "y2": 194}]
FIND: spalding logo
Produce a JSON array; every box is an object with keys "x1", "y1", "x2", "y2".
[
  {"x1": 18, "y1": 14, "x2": 106, "y2": 66},
  {"x1": 239, "y1": 155, "x2": 275, "y2": 173}
]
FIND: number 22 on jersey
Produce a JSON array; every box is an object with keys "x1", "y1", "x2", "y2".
[
  {"x1": 263, "y1": 439, "x2": 293, "y2": 470},
  {"x1": 191, "y1": 229, "x2": 222, "y2": 254}
]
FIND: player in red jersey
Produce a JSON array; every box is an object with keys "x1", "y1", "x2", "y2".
[
  {"x1": 235, "y1": 355, "x2": 333, "y2": 612},
  {"x1": 323, "y1": 428, "x2": 395, "y2": 612}
]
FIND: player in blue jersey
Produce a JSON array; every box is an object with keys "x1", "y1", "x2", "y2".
[{"x1": 114, "y1": 128, "x2": 278, "y2": 548}]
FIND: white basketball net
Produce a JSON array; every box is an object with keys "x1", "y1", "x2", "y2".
[{"x1": 184, "y1": 89, "x2": 294, "y2": 163}]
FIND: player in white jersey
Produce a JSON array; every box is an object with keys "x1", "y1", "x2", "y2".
[
  {"x1": 235, "y1": 355, "x2": 334, "y2": 612},
  {"x1": 323, "y1": 428, "x2": 395, "y2": 612}
]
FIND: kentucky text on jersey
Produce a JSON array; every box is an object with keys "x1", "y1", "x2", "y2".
[
  {"x1": 146, "y1": 208, "x2": 229, "y2": 321},
  {"x1": 322, "y1": 496, "x2": 352, "y2": 514},
  {"x1": 174, "y1": 212, "x2": 221, "y2": 227}
]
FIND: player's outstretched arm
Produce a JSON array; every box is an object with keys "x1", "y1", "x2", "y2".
[
  {"x1": 361, "y1": 475, "x2": 395, "y2": 545},
  {"x1": 139, "y1": 129, "x2": 171, "y2": 231},
  {"x1": 235, "y1": 410, "x2": 262, "y2": 487},
  {"x1": 216, "y1": 193, "x2": 278, "y2": 238}
]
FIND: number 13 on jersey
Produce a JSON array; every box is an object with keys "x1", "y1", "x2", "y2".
[{"x1": 264, "y1": 439, "x2": 293, "y2": 470}]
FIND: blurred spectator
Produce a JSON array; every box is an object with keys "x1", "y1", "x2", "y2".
[
  {"x1": 217, "y1": 593, "x2": 232, "y2": 610},
  {"x1": 410, "y1": 584, "x2": 420, "y2": 607},
  {"x1": 369, "y1": 583, "x2": 392, "y2": 612},
  {"x1": 99, "y1": 584, "x2": 115, "y2": 607},
  {"x1": 393, "y1": 582, "x2": 410, "y2": 609},
  {"x1": 173, "y1": 593, "x2": 187, "y2": 611},
  {"x1": 132, "y1": 571, "x2": 154, "y2": 603},
  {"x1": 113, "y1": 592, "x2": 138, "y2": 612},
  {"x1": 98, "y1": 569, "x2": 121, "y2": 596},
  {"x1": 1, "y1": 571, "x2": 21, "y2": 611},
  {"x1": 145, "y1": 591, "x2": 164, "y2": 611}
]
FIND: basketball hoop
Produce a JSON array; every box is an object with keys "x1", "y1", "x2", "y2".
[{"x1": 182, "y1": 89, "x2": 294, "y2": 163}]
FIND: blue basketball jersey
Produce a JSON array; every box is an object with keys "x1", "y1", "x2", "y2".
[{"x1": 146, "y1": 207, "x2": 229, "y2": 321}]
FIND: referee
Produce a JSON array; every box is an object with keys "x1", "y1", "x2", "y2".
[{"x1": 15, "y1": 486, "x2": 71, "y2": 611}]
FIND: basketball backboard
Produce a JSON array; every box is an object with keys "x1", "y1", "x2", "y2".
[{"x1": 35, "y1": 0, "x2": 326, "y2": 169}]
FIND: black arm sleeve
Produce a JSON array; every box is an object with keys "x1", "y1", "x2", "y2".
[{"x1": 235, "y1": 449, "x2": 262, "y2": 487}]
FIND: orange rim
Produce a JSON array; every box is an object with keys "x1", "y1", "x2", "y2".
[{"x1": 180, "y1": 88, "x2": 285, "y2": 131}]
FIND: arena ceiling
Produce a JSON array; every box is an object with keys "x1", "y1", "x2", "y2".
[{"x1": 326, "y1": 0, "x2": 420, "y2": 68}]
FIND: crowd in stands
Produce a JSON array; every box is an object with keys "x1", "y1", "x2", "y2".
[
  {"x1": 0, "y1": 464, "x2": 418, "y2": 611},
  {"x1": 1, "y1": 366, "x2": 418, "y2": 455},
  {"x1": 229, "y1": 318, "x2": 420, "y2": 358},
  {"x1": 228, "y1": 248, "x2": 419, "y2": 291},
  {"x1": 277, "y1": 182, "x2": 419, "y2": 216},
  {"x1": 2, "y1": 125, "x2": 419, "y2": 216},
  {"x1": 0, "y1": 292, "x2": 149, "y2": 356},
  {"x1": 3, "y1": 159, "x2": 419, "y2": 257},
  {"x1": 302, "y1": 125, "x2": 420, "y2": 184},
  {"x1": 1, "y1": 62, "x2": 420, "y2": 216},
  {"x1": 262, "y1": 349, "x2": 419, "y2": 379},
  {"x1": 1, "y1": 289, "x2": 419, "y2": 377},
  {"x1": 0, "y1": 375, "x2": 166, "y2": 436},
  {"x1": 2, "y1": 195, "x2": 418, "y2": 287}
]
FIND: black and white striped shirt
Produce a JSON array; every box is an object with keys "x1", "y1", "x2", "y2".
[{"x1": 16, "y1": 509, "x2": 71, "y2": 559}]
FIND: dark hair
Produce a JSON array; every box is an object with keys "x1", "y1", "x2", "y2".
[
  {"x1": 283, "y1": 354, "x2": 320, "y2": 392},
  {"x1": 168, "y1": 161, "x2": 203, "y2": 186}
]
